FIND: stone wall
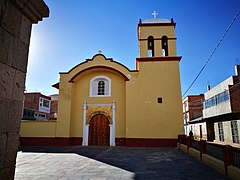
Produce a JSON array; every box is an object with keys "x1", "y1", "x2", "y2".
[{"x1": 0, "y1": 0, "x2": 49, "y2": 179}]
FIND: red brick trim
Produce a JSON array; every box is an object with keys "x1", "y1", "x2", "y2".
[
  {"x1": 116, "y1": 138, "x2": 126, "y2": 146},
  {"x1": 125, "y1": 138, "x2": 178, "y2": 147},
  {"x1": 60, "y1": 54, "x2": 135, "y2": 74},
  {"x1": 139, "y1": 38, "x2": 177, "y2": 41},
  {"x1": 20, "y1": 137, "x2": 56, "y2": 146},
  {"x1": 68, "y1": 66, "x2": 130, "y2": 82},
  {"x1": 136, "y1": 56, "x2": 182, "y2": 62},
  {"x1": 20, "y1": 137, "x2": 82, "y2": 146},
  {"x1": 138, "y1": 23, "x2": 176, "y2": 27},
  {"x1": 53, "y1": 54, "x2": 140, "y2": 89},
  {"x1": 20, "y1": 137, "x2": 177, "y2": 147},
  {"x1": 71, "y1": 137, "x2": 83, "y2": 145}
]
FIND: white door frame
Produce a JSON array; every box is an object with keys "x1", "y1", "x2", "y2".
[{"x1": 82, "y1": 100, "x2": 116, "y2": 146}]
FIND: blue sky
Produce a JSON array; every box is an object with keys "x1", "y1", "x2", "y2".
[{"x1": 26, "y1": 0, "x2": 240, "y2": 97}]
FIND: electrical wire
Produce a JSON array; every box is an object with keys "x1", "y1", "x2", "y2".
[{"x1": 182, "y1": 9, "x2": 240, "y2": 98}]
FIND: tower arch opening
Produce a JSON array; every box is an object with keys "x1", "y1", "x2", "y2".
[
  {"x1": 148, "y1": 36, "x2": 155, "y2": 57},
  {"x1": 162, "y1": 36, "x2": 168, "y2": 56}
]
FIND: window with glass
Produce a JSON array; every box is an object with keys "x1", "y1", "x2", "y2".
[
  {"x1": 231, "y1": 120, "x2": 239, "y2": 143},
  {"x1": 218, "y1": 122, "x2": 224, "y2": 142},
  {"x1": 43, "y1": 99, "x2": 50, "y2": 108},
  {"x1": 204, "y1": 96, "x2": 216, "y2": 109},
  {"x1": 90, "y1": 76, "x2": 111, "y2": 97},
  {"x1": 98, "y1": 80, "x2": 105, "y2": 95},
  {"x1": 216, "y1": 91, "x2": 229, "y2": 104},
  {"x1": 203, "y1": 90, "x2": 229, "y2": 109}
]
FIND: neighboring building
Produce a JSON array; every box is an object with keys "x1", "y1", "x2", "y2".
[
  {"x1": 23, "y1": 92, "x2": 51, "y2": 120},
  {"x1": 182, "y1": 94, "x2": 204, "y2": 136},
  {"x1": 49, "y1": 94, "x2": 58, "y2": 120},
  {"x1": 187, "y1": 65, "x2": 240, "y2": 147},
  {"x1": 20, "y1": 14, "x2": 184, "y2": 146}
]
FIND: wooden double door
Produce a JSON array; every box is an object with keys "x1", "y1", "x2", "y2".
[{"x1": 88, "y1": 114, "x2": 110, "y2": 146}]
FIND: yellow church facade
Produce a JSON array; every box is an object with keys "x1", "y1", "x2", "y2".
[{"x1": 20, "y1": 16, "x2": 184, "y2": 147}]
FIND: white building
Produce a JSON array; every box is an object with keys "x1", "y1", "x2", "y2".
[{"x1": 187, "y1": 65, "x2": 240, "y2": 147}]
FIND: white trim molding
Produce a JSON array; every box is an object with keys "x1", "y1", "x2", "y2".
[
  {"x1": 82, "y1": 100, "x2": 88, "y2": 146},
  {"x1": 89, "y1": 75, "x2": 111, "y2": 97},
  {"x1": 82, "y1": 100, "x2": 116, "y2": 146},
  {"x1": 111, "y1": 100, "x2": 116, "y2": 146}
]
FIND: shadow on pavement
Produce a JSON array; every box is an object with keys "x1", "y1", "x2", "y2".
[{"x1": 18, "y1": 146, "x2": 230, "y2": 180}]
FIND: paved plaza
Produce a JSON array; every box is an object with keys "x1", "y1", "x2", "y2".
[{"x1": 15, "y1": 146, "x2": 229, "y2": 180}]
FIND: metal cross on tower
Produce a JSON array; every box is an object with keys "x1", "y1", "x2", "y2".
[{"x1": 152, "y1": 10, "x2": 158, "y2": 18}]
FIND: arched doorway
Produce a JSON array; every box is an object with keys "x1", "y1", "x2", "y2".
[{"x1": 88, "y1": 114, "x2": 110, "y2": 146}]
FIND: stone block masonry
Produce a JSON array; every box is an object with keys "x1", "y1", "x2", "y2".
[{"x1": 0, "y1": 0, "x2": 49, "y2": 179}]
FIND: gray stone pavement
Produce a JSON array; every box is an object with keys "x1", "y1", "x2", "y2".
[{"x1": 15, "y1": 146, "x2": 230, "y2": 180}]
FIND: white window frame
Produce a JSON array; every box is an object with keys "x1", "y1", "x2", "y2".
[
  {"x1": 39, "y1": 97, "x2": 51, "y2": 113},
  {"x1": 231, "y1": 120, "x2": 239, "y2": 144},
  {"x1": 218, "y1": 122, "x2": 224, "y2": 142},
  {"x1": 90, "y1": 76, "x2": 111, "y2": 97}
]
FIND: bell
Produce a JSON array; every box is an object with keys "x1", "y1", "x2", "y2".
[{"x1": 149, "y1": 42, "x2": 152, "y2": 48}]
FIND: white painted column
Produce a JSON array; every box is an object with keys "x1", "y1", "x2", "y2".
[
  {"x1": 85, "y1": 124, "x2": 89, "y2": 146},
  {"x1": 109, "y1": 124, "x2": 113, "y2": 146},
  {"x1": 111, "y1": 100, "x2": 116, "y2": 146},
  {"x1": 82, "y1": 100, "x2": 87, "y2": 146}
]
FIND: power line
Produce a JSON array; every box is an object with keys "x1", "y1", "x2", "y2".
[{"x1": 182, "y1": 9, "x2": 240, "y2": 98}]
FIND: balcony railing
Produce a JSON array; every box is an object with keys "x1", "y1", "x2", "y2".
[
  {"x1": 191, "y1": 139, "x2": 200, "y2": 150},
  {"x1": 233, "y1": 148, "x2": 240, "y2": 168},
  {"x1": 206, "y1": 143, "x2": 224, "y2": 161}
]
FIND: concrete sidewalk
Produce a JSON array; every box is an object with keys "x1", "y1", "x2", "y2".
[{"x1": 15, "y1": 146, "x2": 229, "y2": 180}]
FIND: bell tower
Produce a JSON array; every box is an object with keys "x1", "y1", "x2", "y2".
[
  {"x1": 138, "y1": 11, "x2": 178, "y2": 58},
  {"x1": 128, "y1": 11, "x2": 184, "y2": 143}
]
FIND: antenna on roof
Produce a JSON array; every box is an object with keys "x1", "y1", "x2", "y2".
[{"x1": 207, "y1": 81, "x2": 211, "y2": 91}]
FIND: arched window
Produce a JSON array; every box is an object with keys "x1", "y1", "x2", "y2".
[
  {"x1": 98, "y1": 81, "x2": 105, "y2": 95},
  {"x1": 147, "y1": 36, "x2": 154, "y2": 57},
  {"x1": 90, "y1": 76, "x2": 111, "y2": 97},
  {"x1": 162, "y1": 36, "x2": 168, "y2": 56}
]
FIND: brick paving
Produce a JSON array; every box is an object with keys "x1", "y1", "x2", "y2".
[{"x1": 15, "y1": 146, "x2": 230, "y2": 180}]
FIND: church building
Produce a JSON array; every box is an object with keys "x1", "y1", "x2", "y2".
[{"x1": 20, "y1": 13, "x2": 184, "y2": 147}]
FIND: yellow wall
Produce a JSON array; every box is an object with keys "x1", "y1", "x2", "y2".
[
  {"x1": 55, "y1": 75, "x2": 72, "y2": 137},
  {"x1": 21, "y1": 19, "x2": 184, "y2": 142},
  {"x1": 55, "y1": 55, "x2": 129, "y2": 138},
  {"x1": 20, "y1": 55, "x2": 183, "y2": 140},
  {"x1": 69, "y1": 68, "x2": 126, "y2": 138},
  {"x1": 126, "y1": 61, "x2": 184, "y2": 138},
  {"x1": 20, "y1": 120, "x2": 56, "y2": 137}
]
